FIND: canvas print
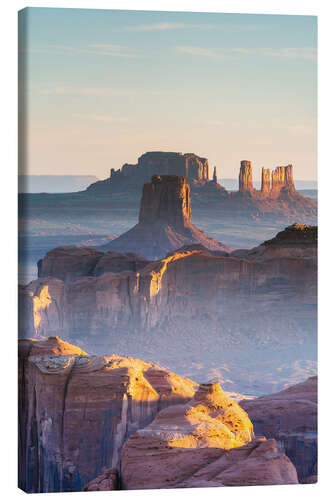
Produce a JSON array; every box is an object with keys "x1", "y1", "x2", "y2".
[{"x1": 18, "y1": 7, "x2": 317, "y2": 493}]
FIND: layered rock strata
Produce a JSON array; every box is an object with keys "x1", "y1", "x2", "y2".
[
  {"x1": 240, "y1": 376, "x2": 317, "y2": 483},
  {"x1": 18, "y1": 337, "x2": 197, "y2": 493},
  {"x1": 19, "y1": 225, "x2": 317, "y2": 393},
  {"x1": 121, "y1": 381, "x2": 298, "y2": 489}
]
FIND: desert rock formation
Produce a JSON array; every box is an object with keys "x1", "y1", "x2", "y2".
[
  {"x1": 121, "y1": 381, "x2": 297, "y2": 489},
  {"x1": 19, "y1": 225, "x2": 317, "y2": 393},
  {"x1": 100, "y1": 175, "x2": 230, "y2": 259},
  {"x1": 239, "y1": 160, "x2": 253, "y2": 192},
  {"x1": 240, "y1": 376, "x2": 317, "y2": 483},
  {"x1": 83, "y1": 153, "x2": 316, "y2": 223},
  {"x1": 18, "y1": 337, "x2": 197, "y2": 493},
  {"x1": 261, "y1": 167, "x2": 271, "y2": 194},
  {"x1": 88, "y1": 152, "x2": 209, "y2": 193}
]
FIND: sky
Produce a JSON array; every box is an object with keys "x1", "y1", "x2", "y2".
[{"x1": 19, "y1": 8, "x2": 317, "y2": 180}]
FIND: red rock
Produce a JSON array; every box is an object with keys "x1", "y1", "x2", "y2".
[
  {"x1": 261, "y1": 167, "x2": 271, "y2": 193},
  {"x1": 121, "y1": 382, "x2": 297, "y2": 489},
  {"x1": 240, "y1": 376, "x2": 317, "y2": 483},
  {"x1": 18, "y1": 338, "x2": 197, "y2": 493}
]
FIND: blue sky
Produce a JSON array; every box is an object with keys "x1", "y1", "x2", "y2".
[{"x1": 19, "y1": 8, "x2": 317, "y2": 180}]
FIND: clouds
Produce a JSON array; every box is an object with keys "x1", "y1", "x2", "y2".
[
  {"x1": 39, "y1": 86, "x2": 136, "y2": 97},
  {"x1": 176, "y1": 46, "x2": 316, "y2": 60},
  {"x1": 122, "y1": 22, "x2": 216, "y2": 32},
  {"x1": 24, "y1": 43, "x2": 140, "y2": 58}
]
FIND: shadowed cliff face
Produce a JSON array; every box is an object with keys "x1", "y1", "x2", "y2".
[{"x1": 18, "y1": 337, "x2": 197, "y2": 493}]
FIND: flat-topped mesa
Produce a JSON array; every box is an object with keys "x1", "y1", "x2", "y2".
[
  {"x1": 110, "y1": 152, "x2": 209, "y2": 184},
  {"x1": 271, "y1": 165, "x2": 296, "y2": 195},
  {"x1": 261, "y1": 167, "x2": 271, "y2": 194},
  {"x1": 239, "y1": 160, "x2": 253, "y2": 192},
  {"x1": 139, "y1": 175, "x2": 191, "y2": 228}
]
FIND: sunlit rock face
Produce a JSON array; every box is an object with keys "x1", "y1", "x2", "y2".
[
  {"x1": 121, "y1": 381, "x2": 297, "y2": 490},
  {"x1": 240, "y1": 376, "x2": 317, "y2": 484},
  {"x1": 99, "y1": 175, "x2": 230, "y2": 259},
  {"x1": 239, "y1": 160, "x2": 254, "y2": 192},
  {"x1": 261, "y1": 167, "x2": 271, "y2": 194},
  {"x1": 18, "y1": 337, "x2": 197, "y2": 493}
]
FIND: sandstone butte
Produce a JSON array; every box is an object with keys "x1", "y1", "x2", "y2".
[
  {"x1": 120, "y1": 381, "x2": 298, "y2": 490},
  {"x1": 86, "y1": 152, "x2": 317, "y2": 223},
  {"x1": 240, "y1": 375, "x2": 317, "y2": 484},
  {"x1": 99, "y1": 174, "x2": 231, "y2": 260},
  {"x1": 18, "y1": 336, "x2": 197, "y2": 493}
]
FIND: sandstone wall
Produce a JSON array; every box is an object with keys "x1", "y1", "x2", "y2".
[{"x1": 18, "y1": 338, "x2": 197, "y2": 493}]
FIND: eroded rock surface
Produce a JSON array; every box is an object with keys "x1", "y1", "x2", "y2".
[
  {"x1": 18, "y1": 337, "x2": 197, "y2": 493},
  {"x1": 121, "y1": 382, "x2": 297, "y2": 490},
  {"x1": 240, "y1": 376, "x2": 317, "y2": 483}
]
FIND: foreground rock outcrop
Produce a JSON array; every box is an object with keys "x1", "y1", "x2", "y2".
[
  {"x1": 18, "y1": 337, "x2": 197, "y2": 493},
  {"x1": 100, "y1": 175, "x2": 230, "y2": 259},
  {"x1": 121, "y1": 381, "x2": 297, "y2": 489},
  {"x1": 240, "y1": 376, "x2": 317, "y2": 483}
]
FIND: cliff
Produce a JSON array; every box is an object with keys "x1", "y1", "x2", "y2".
[
  {"x1": 19, "y1": 225, "x2": 317, "y2": 394},
  {"x1": 18, "y1": 337, "x2": 197, "y2": 493},
  {"x1": 121, "y1": 381, "x2": 297, "y2": 489},
  {"x1": 240, "y1": 376, "x2": 317, "y2": 483},
  {"x1": 38, "y1": 248, "x2": 150, "y2": 282},
  {"x1": 100, "y1": 175, "x2": 230, "y2": 259}
]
